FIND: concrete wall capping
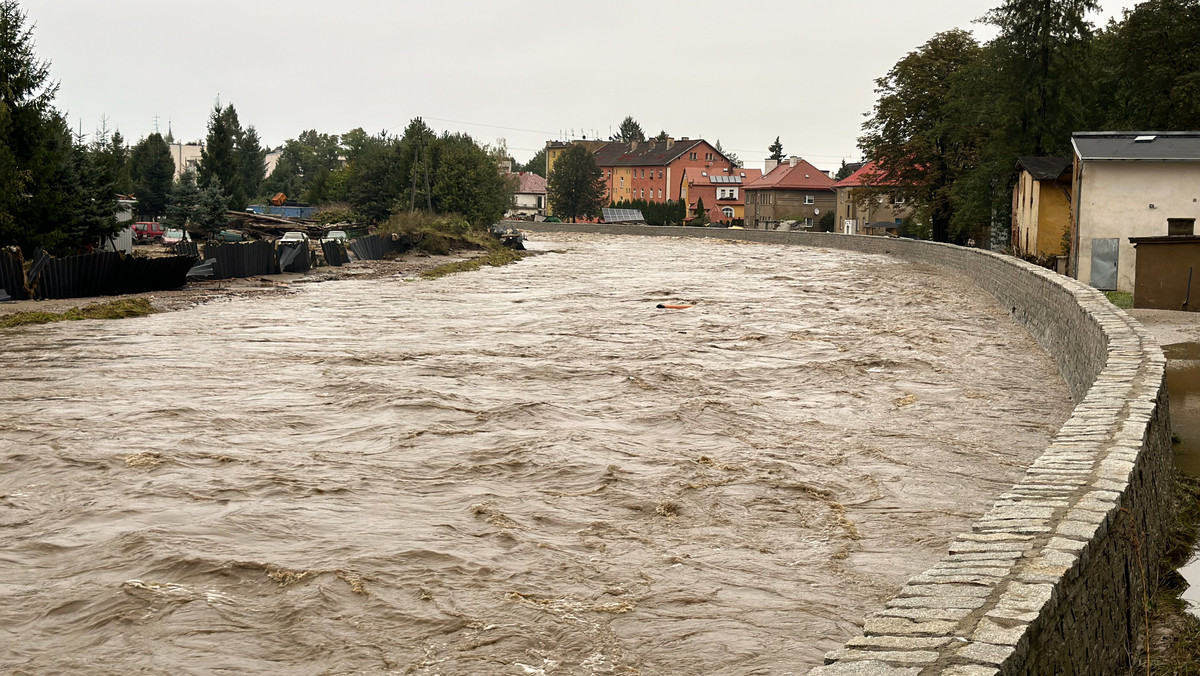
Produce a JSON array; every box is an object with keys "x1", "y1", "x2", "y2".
[{"x1": 515, "y1": 223, "x2": 1173, "y2": 676}]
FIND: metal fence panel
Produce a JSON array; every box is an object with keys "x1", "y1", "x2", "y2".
[
  {"x1": 0, "y1": 248, "x2": 28, "y2": 300},
  {"x1": 321, "y1": 240, "x2": 349, "y2": 266},
  {"x1": 277, "y1": 242, "x2": 310, "y2": 273},
  {"x1": 349, "y1": 234, "x2": 386, "y2": 261},
  {"x1": 203, "y1": 241, "x2": 277, "y2": 279}
]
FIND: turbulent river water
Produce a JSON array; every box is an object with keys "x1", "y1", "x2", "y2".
[{"x1": 0, "y1": 233, "x2": 1073, "y2": 675}]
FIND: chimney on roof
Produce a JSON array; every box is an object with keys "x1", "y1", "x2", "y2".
[
  {"x1": 789, "y1": 157, "x2": 797, "y2": 167},
  {"x1": 631, "y1": 140, "x2": 638, "y2": 150},
  {"x1": 666, "y1": 137, "x2": 674, "y2": 149},
  {"x1": 765, "y1": 159, "x2": 779, "y2": 173},
  {"x1": 681, "y1": 136, "x2": 690, "y2": 141}
]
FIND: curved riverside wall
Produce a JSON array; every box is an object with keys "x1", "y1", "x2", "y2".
[{"x1": 518, "y1": 223, "x2": 1174, "y2": 675}]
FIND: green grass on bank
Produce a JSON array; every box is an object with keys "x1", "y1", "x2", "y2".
[
  {"x1": 1140, "y1": 473, "x2": 1200, "y2": 674},
  {"x1": 0, "y1": 298, "x2": 157, "y2": 328},
  {"x1": 421, "y1": 246, "x2": 525, "y2": 279},
  {"x1": 377, "y1": 211, "x2": 528, "y2": 279},
  {"x1": 1106, "y1": 290, "x2": 1135, "y2": 309}
]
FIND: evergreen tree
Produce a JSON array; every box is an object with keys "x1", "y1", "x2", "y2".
[
  {"x1": 238, "y1": 125, "x2": 266, "y2": 201},
  {"x1": 690, "y1": 196, "x2": 710, "y2": 226},
  {"x1": 164, "y1": 170, "x2": 200, "y2": 231},
  {"x1": 130, "y1": 133, "x2": 175, "y2": 217},
  {"x1": 610, "y1": 116, "x2": 645, "y2": 143},
  {"x1": 198, "y1": 103, "x2": 246, "y2": 209},
  {"x1": 714, "y1": 140, "x2": 741, "y2": 168},
  {"x1": 547, "y1": 144, "x2": 604, "y2": 222},
  {"x1": 193, "y1": 182, "x2": 230, "y2": 237},
  {"x1": 433, "y1": 134, "x2": 514, "y2": 226},
  {"x1": 768, "y1": 137, "x2": 784, "y2": 161}
]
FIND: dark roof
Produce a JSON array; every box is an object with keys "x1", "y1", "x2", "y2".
[
  {"x1": 1015, "y1": 157, "x2": 1071, "y2": 180},
  {"x1": 593, "y1": 139, "x2": 706, "y2": 167},
  {"x1": 1072, "y1": 132, "x2": 1200, "y2": 161}
]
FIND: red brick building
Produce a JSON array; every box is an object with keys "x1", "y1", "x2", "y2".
[
  {"x1": 679, "y1": 166, "x2": 763, "y2": 224},
  {"x1": 591, "y1": 138, "x2": 734, "y2": 204}
]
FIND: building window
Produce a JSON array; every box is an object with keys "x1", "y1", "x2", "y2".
[
  {"x1": 658, "y1": 189, "x2": 662, "y2": 199},
  {"x1": 640, "y1": 188, "x2": 644, "y2": 198},
  {"x1": 892, "y1": 196, "x2": 906, "y2": 205},
  {"x1": 804, "y1": 195, "x2": 815, "y2": 205},
  {"x1": 620, "y1": 177, "x2": 624, "y2": 188},
  {"x1": 722, "y1": 207, "x2": 734, "y2": 218},
  {"x1": 689, "y1": 152, "x2": 697, "y2": 160},
  {"x1": 803, "y1": 218, "x2": 813, "y2": 227},
  {"x1": 658, "y1": 170, "x2": 663, "y2": 178},
  {"x1": 641, "y1": 168, "x2": 645, "y2": 178}
]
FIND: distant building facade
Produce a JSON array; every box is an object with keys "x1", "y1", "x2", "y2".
[
  {"x1": 508, "y1": 172, "x2": 547, "y2": 219},
  {"x1": 679, "y1": 166, "x2": 762, "y2": 224},
  {"x1": 743, "y1": 157, "x2": 836, "y2": 230},
  {"x1": 833, "y1": 161, "x2": 911, "y2": 235},
  {"x1": 1071, "y1": 132, "x2": 1200, "y2": 292},
  {"x1": 1011, "y1": 157, "x2": 1072, "y2": 260}
]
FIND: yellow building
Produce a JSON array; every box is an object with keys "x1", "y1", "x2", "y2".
[{"x1": 1012, "y1": 157, "x2": 1072, "y2": 260}]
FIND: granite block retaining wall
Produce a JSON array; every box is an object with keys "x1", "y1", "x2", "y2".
[{"x1": 516, "y1": 223, "x2": 1173, "y2": 675}]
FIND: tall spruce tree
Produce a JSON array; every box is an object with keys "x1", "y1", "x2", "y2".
[
  {"x1": 768, "y1": 137, "x2": 784, "y2": 161},
  {"x1": 238, "y1": 125, "x2": 266, "y2": 202},
  {"x1": 198, "y1": 103, "x2": 246, "y2": 210},
  {"x1": 130, "y1": 133, "x2": 176, "y2": 217},
  {"x1": 610, "y1": 116, "x2": 645, "y2": 143}
]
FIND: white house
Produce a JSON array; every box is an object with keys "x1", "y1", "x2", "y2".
[
  {"x1": 508, "y1": 172, "x2": 547, "y2": 219},
  {"x1": 1071, "y1": 131, "x2": 1200, "y2": 292}
]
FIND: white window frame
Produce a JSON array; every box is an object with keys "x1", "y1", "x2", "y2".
[{"x1": 804, "y1": 195, "x2": 815, "y2": 205}]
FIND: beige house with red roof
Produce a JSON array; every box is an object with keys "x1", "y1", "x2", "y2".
[
  {"x1": 834, "y1": 161, "x2": 912, "y2": 236},
  {"x1": 679, "y1": 167, "x2": 762, "y2": 224},
  {"x1": 743, "y1": 157, "x2": 836, "y2": 230},
  {"x1": 507, "y1": 171, "x2": 547, "y2": 219}
]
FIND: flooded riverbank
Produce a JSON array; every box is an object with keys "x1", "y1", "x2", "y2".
[{"x1": 0, "y1": 233, "x2": 1072, "y2": 675}]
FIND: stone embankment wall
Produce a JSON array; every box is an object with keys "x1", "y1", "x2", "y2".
[{"x1": 516, "y1": 223, "x2": 1174, "y2": 675}]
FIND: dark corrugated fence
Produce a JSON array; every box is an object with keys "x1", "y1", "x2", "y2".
[
  {"x1": 321, "y1": 240, "x2": 349, "y2": 266},
  {"x1": 19, "y1": 250, "x2": 197, "y2": 300},
  {"x1": 277, "y1": 242, "x2": 311, "y2": 273},
  {"x1": 204, "y1": 241, "x2": 276, "y2": 280},
  {"x1": 349, "y1": 234, "x2": 386, "y2": 261},
  {"x1": 0, "y1": 248, "x2": 28, "y2": 300}
]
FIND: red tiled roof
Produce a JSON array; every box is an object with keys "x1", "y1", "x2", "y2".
[
  {"x1": 833, "y1": 161, "x2": 895, "y2": 188},
  {"x1": 744, "y1": 159, "x2": 835, "y2": 191},
  {"x1": 514, "y1": 171, "x2": 546, "y2": 194}
]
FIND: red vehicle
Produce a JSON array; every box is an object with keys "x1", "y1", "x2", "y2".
[{"x1": 132, "y1": 221, "x2": 166, "y2": 242}]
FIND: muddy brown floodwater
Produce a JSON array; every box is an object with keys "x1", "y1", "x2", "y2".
[{"x1": 0, "y1": 233, "x2": 1073, "y2": 675}]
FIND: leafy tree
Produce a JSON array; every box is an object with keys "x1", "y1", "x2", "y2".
[
  {"x1": 610, "y1": 116, "x2": 645, "y2": 143},
  {"x1": 433, "y1": 134, "x2": 514, "y2": 226},
  {"x1": 238, "y1": 125, "x2": 266, "y2": 201},
  {"x1": 1094, "y1": 0, "x2": 1200, "y2": 129},
  {"x1": 547, "y1": 143, "x2": 605, "y2": 222},
  {"x1": 164, "y1": 170, "x2": 200, "y2": 231},
  {"x1": 130, "y1": 132, "x2": 175, "y2": 217},
  {"x1": 653, "y1": 130, "x2": 670, "y2": 142},
  {"x1": 520, "y1": 146, "x2": 548, "y2": 177},
  {"x1": 198, "y1": 103, "x2": 246, "y2": 209},
  {"x1": 714, "y1": 140, "x2": 741, "y2": 168},
  {"x1": 193, "y1": 182, "x2": 230, "y2": 237},
  {"x1": 818, "y1": 210, "x2": 835, "y2": 232},
  {"x1": 768, "y1": 136, "x2": 784, "y2": 161},
  {"x1": 859, "y1": 30, "x2": 983, "y2": 242}
]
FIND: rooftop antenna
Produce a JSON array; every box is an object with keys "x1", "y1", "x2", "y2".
[{"x1": 153, "y1": 115, "x2": 160, "y2": 135}]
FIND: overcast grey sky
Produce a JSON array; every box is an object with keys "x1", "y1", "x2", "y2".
[{"x1": 25, "y1": 0, "x2": 1132, "y2": 172}]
